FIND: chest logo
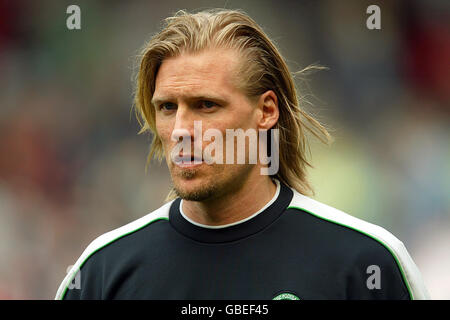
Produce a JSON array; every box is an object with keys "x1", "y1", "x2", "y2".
[{"x1": 273, "y1": 292, "x2": 300, "y2": 300}]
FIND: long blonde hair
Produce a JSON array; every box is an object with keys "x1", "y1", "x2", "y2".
[{"x1": 133, "y1": 8, "x2": 332, "y2": 200}]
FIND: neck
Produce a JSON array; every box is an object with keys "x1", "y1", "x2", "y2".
[{"x1": 181, "y1": 173, "x2": 277, "y2": 226}]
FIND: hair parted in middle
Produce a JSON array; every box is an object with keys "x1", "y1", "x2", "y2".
[{"x1": 133, "y1": 8, "x2": 333, "y2": 200}]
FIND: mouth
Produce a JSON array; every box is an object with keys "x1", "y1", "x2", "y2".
[{"x1": 173, "y1": 154, "x2": 204, "y2": 168}]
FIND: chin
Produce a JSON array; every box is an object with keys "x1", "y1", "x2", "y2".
[
  {"x1": 170, "y1": 171, "x2": 211, "y2": 201},
  {"x1": 173, "y1": 181, "x2": 217, "y2": 201},
  {"x1": 169, "y1": 164, "x2": 249, "y2": 201}
]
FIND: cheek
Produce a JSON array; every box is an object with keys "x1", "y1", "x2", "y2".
[
  {"x1": 216, "y1": 102, "x2": 256, "y2": 130},
  {"x1": 232, "y1": 106, "x2": 258, "y2": 130},
  {"x1": 155, "y1": 121, "x2": 174, "y2": 150}
]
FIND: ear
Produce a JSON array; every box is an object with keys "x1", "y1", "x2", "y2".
[{"x1": 256, "y1": 90, "x2": 279, "y2": 130}]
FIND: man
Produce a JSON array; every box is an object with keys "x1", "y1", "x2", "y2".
[{"x1": 56, "y1": 9, "x2": 429, "y2": 300}]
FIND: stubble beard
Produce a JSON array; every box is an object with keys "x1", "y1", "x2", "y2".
[
  {"x1": 172, "y1": 168, "x2": 218, "y2": 201},
  {"x1": 171, "y1": 164, "x2": 253, "y2": 202}
]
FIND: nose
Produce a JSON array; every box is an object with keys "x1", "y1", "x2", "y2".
[
  {"x1": 171, "y1": 105, "x2": 195, "y2": 143},
  {"x1": 170, "y1": 106, "x2": 203, "y2": 161}
]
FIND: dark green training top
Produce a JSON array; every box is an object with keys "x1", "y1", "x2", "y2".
[{"x1": 56, "y1": 180, "x2": 429, "y2": 300}]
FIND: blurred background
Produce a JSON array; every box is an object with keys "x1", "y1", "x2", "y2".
[{"x1": 0, "y1": 0, "x2": 448, "y2": 299}]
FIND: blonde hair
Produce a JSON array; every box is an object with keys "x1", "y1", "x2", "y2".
[{"x1": 133, "y1": 8, "x2": 332, "y2": 200}]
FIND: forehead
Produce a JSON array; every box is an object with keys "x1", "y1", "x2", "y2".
[{"x1": 153, "y1": 48, "x2": 242, "y2": 100}]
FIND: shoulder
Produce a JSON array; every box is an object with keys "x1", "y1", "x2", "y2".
[
  {"x1": 55, "y1": 200, "x2": 174, "y2": 300},
  {"x1": 286, "y1": 189, "x2": 430, "y2": 300}
]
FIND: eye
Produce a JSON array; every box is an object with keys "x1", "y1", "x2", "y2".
[
  {"x1": 159, "y1": 102, "x2": 177, "y2": 111},
  {"x1": 200, "y1": 100, "x2": 218, "y2": 109}
]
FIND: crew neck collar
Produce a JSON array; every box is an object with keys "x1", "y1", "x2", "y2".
[
  {"x1": 179, "y1": 179, "x2": 281, "y2": 229},
  {"x1": 169, "y1": 179, "x2": 293, "y2": 243}
]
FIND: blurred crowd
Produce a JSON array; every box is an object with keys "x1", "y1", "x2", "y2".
[{"x1": 0, "y1": 0, "x2": 448, "y2": 299}]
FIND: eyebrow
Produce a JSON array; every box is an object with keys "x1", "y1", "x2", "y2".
[{"x1": 151, "y1": 94, "x2": 228, "y2": 107}]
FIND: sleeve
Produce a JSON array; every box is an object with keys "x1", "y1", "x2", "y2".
[
  {"x1": 59, "y1": 258, "x2": 103, "y2": 300},
  {"x1": 386, "y1": 238, "x2": 430, "y2": 300},
  {"x1": 345, "y1": 237, "x2": 430, "y2": 300},
  {"x1": 55, "y1": 237, "x2": 107, "y2": 300}
]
